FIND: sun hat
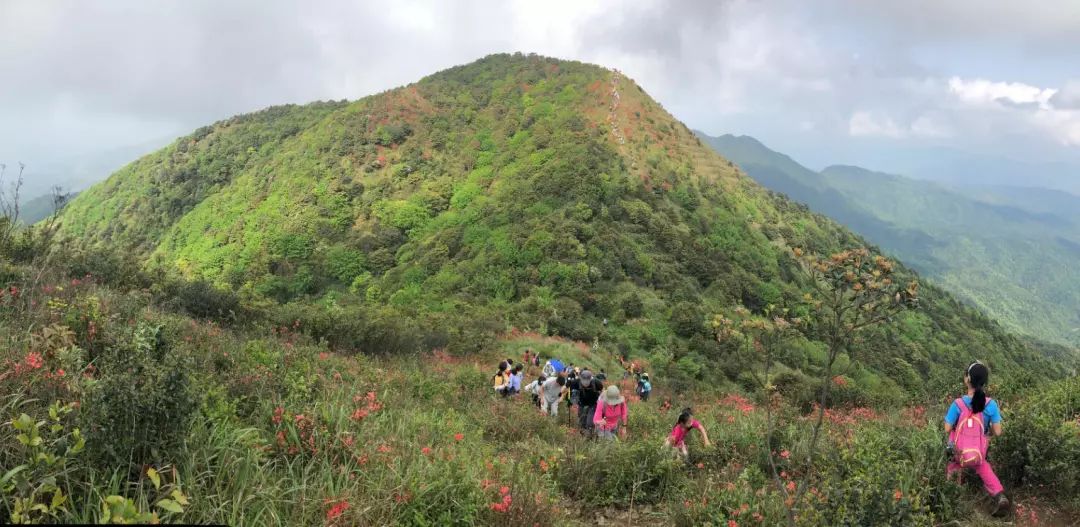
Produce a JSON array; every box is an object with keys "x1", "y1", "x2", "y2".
[{"x1": 602, "y1": 385, "x2": 624, "y2": 405}]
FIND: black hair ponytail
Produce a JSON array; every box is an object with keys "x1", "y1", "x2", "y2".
[
  {"x1": 967, "y1": 362, "x2": 989, "y2": 413},
  {"x1": 677, "y1": 408, "x2": 693, "y2": 426}
]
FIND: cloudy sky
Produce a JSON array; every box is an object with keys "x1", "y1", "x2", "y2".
[{"x1": 2, "y1": 0, "x2": 1079, "y2": 194}]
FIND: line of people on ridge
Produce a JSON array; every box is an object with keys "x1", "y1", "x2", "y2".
[
  {"x1": 494, "y1": 354, "x2": 1011, "y2": 517},
  {"x1": 492, "y1": 350, "x2": 653, "y2": 441}
]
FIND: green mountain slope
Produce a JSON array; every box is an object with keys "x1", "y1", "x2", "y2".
[
  {"x1": 701, "y1": 132, "x2": 1080, "y2": 344},
  {"x1": 57, "y1": 54, "x2": 1068, "y2": 399}
]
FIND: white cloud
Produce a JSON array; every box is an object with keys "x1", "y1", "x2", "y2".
[
  {"x1": 848, "y1": 111, "x2": 951, "y2": 139},
  {"x1": 1049, "y1": 80, "x2": 1080, "y2": 109},
  {"x1": 943, "y1": 76, "x2": 1080, "y2": 146},
  {"x1": 910, "y1": 114, "x2": 952, "y2": 138},
  {"x1": 948, "y1": 77, "x2": 1057, "y2": 109},
  {"x1": 849, "y1": 111, "x2": 905, "y2": 138}
]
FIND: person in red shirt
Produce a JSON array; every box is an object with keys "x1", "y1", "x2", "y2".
[{"x1": 664, "y1": 408, "x2": 711, "y2": 459}]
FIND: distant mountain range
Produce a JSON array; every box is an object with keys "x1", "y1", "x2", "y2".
[
  {"x1": 700, "y1": 132, "x2": 1080, "y2": 345},
  {"x1": 17, "y1": 191, "x2": 80, "y2": 225}
]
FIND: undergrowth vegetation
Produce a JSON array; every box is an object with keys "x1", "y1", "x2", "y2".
[{"x1": 1, "y1": 250, "x2": 1077, "y2": 525}]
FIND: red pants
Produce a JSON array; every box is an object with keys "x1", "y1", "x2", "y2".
[{"x1": 947, "y1": 461, "x2": 1004, "y2": 496}]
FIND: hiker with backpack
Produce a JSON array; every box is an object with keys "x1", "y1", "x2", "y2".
[
  {"x1": 573, "y1": 370, "x2": 604, "y2": 436},
  {"x1": 540, "y1": 376, "x2": 566, "y2": 417},
  {"x1": 637, "y1": 373, "x2": 652, "y2": 401},
  {"x1": 944, "y1": 361, "x2": 1008, "y2": 517},
  {"x1": 542, "y1": 359, "x2": 557, "y2": 378},
  {"x1": 664, "y1": 408, "x2": 711, "y2": 459},
  {"x1": 566, "y1": 367, "x2": 581, "y2": 414},
  {"x1": 593, "y1": 386, "x2": 628, "y2": 440},
  {"x1": 525, "y1": 374, "x2": 546, "y2": 408},
  {"x1": 493, "y1": 362, "x2": 510, "y2": 397}
]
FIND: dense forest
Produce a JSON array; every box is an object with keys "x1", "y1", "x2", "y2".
[{"x1": 2, "y1": 54, "x2": 1077, "y2": 525}]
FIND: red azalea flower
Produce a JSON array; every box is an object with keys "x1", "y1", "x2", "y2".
[
  {"x1": 454, "y1": 433, "x2": 464, "y2": 441},
  {"x1": 894, "y1": 489, "x2": 902, "y2": 501},
  {"x1": 780, "y1": 450, "x2": 790, "y2": 459},
  {"x1": 25, "y1": 352, "x2": 44, "y2": 370},
  {"x1": 728, "y1": 521, "x2": 738, "y2": 527},
  {"x1": 499, "y1": 486, "x2": 510, "y2": 495},
  {"x1": 326, "y1": 500, "x2": 350, "y2": 522},
  {"x1": 421, "y1": 446, "x2": 432, "y2": 455}
]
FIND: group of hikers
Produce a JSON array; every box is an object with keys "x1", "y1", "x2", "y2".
[
  {"x1": 491, "y1": 350, "x2": 694, "y2": 448},
  {"x1": 493, "y1": 353, "x2": 1011, "y2": 516}
]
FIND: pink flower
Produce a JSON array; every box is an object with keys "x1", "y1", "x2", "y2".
[
  {"x1": 728, "y1": 521, "x2": 738, "y2": 527},
  {"x1": 780, "y1": 450, "x2": 790, "y2": 459},
  {"x1": 499, "y1": 486, "x2": 510, "y2": 495},
  {"x1": 24, "y1": 352, "x2": 43, "y2": 370},
  {"x1": 421, "y1": 446, "x2": 432, "y2": 455},
  {"x1": 454, "y1": 433, "x2": 464, "y2": 442}
]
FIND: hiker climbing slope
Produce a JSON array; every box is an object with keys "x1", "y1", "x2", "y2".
[
  {"x1": 574, "y1": 370, "x2": 603, "y2": 436},
  {"x1": 944, "y1": 361, "x2": 1009, "y2": 517},
  {"x1": 540, "y1": 376, "x2": 566, "y2": 417},
  {"x1": 593, "y1": 386, "x2": 628, "y2": 440}
]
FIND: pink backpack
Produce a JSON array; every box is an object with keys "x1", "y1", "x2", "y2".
[{"x1": 951, "y1": 397, "x2": 990, "y2": 468}]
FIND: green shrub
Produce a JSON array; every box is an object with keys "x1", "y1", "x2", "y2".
[
  {"x1": 556, "y1": 439, "x2": 686, "y2": 506},
  {"x1": 80, "y1": 322, "x2": 197, "y2": 472},
  {"x1": 994, "y1": 377, "x2": 1080, "y2": 501},
  {"x1": 159, "y1": 278, "x2": 242, "y2": 322},
  {"x1": 801, "y1": 423, "x2": 958, "y2": 526}
]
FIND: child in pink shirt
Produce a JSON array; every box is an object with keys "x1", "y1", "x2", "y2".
[{"x1": 664, "y1": 408, "x2": 711, "y2": 459}]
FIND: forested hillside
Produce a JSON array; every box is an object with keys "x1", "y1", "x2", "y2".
[
  {"x1": 701, "y1": 133, "x2": 1080, "y2": 345},
  {"x1": 55, "y1": 55, "x2": 1072, "y2": 401}
]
